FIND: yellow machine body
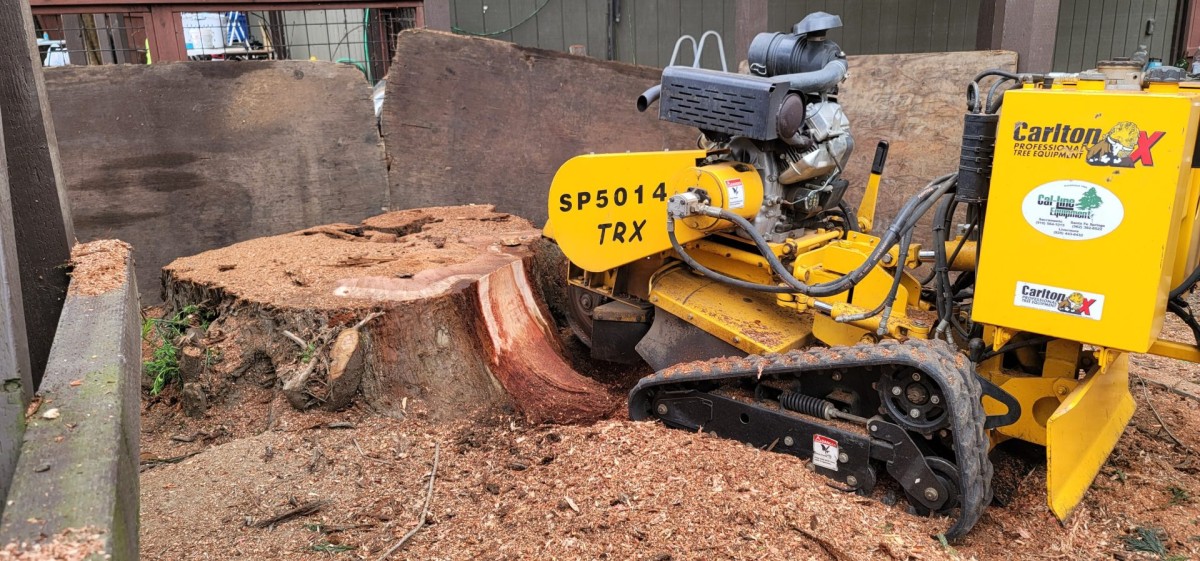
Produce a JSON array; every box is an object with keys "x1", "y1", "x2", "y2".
[
  {"x1": 546, "y1": 151, "x2": 763, "y2": 273},
  {"x1": 547, "y1": 71, "x2": 1200, "y2": 534},
  {"x1": 974, "y1": 88, "x2": 1200, "y2": 353}
]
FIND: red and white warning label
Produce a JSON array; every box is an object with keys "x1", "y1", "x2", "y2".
[{"x1": 812, "y1": 434, "x2": 839, "y2": 471}]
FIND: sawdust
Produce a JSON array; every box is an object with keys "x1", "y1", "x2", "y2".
[
  {"x1": 67, "y1": 239, "x2": 130, "y2": 296},
  {"x1": 162, "y1": 205, "x2": 537, "y2": 311},
  {"x1": 0, "y1": 527, "x2": 108, "y2": 560}
]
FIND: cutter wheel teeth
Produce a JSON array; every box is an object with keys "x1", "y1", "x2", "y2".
[{"x1": 628, "y1": 339, "x2": 992, "y2": 540}]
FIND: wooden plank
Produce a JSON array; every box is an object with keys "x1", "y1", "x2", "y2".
[
  {"x1": 1080, "y1": 0, "x2": 1103, "y2": 71},
  {"x1": 0, "y1": 0, "x2": 74, "y2": 390},
  {"x1": 1098, "y1": 0, "x2": 1119, "y2": 60},
  {"x1": 585, "y1": 0, "x2": 607, "y2": 59},
  {"x1": 1051, "y1": 0, "x2": 1076, "y2": 70},
  {"x1": 0, "y1": 241, "x2": 140, "y2": 560},
  {"x1": 508, "y1": 0, "x2": 538, "y2": 47},
  {"x1": 657, "y1": 0, "x2": 681, "y2": 65},
  {"x1": 735, "y1": 0, "x2": 769, "y2": 67},
  {"x1": 633, "y1": 0, "x2": 657, "y2": 65},
  {"x1": 60, "y1": 14, "x2": 88, "y2": 66},
  {"x1": 43, "y1": 62, "x2": 388, "y2": 302},
  {"x1": 561, "y1": 0, "x2": 589, "y2": 54},
  {"x1": 681, "y1": 0, "x2": 704, "y2": 65},
  {"x1": 0, "y1": 105, "x2": 31, "y2": 521},
  {"x1": 382, "y1": 29, "x2": 696, "y2": 225},
  {"x1": 106, "y1": 13, "x2": 132, "y2": 64},
  {"x1": 959, "y1": 0, "x2": 982, "y2": 51},
  {"x1": 536, "y1": 0, "x2": 565, "y2": 52},
  {"x1": 895, "y1": 0, "x2": 919, "y2": 53},
  {"x1": 1111, "y1": 0, "x2": 1133, "y2": 58},
  {"x1": 614, "y1": 0, "x2": 636, "y2": 63}
]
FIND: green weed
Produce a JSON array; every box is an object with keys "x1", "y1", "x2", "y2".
[
  {"x1": 1171, "y1": 486, "x2": 1192, "y2": 506},
  {"x1": 309, "y1": 542, "x2": 353, "y2": 553},
  {"x1": 1124, "y1": 527, "x2": 1170, "y2": 557},
  {"x1": 142, "y1": 305, "x2": 212, "y2": 395}
]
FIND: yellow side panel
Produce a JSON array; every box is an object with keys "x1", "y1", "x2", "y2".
[
  {"x1": 649, "y1": 265, "x2": 813, "y2": 355},
  {"x1": 1046, "y1": 352, "x2": 1136, "y2": 520},
  {"x1": 548, "y1": 151, "x2": 763, "y2": 273},
  {"x1": 974, "y1": 89, "x2": 1200, "y2": 352}
]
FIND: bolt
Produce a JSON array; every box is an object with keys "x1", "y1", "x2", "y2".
[
  {"x1": 1056, "y1": 385, "x2": 1069, "y2": 396},
  {"x1": 881, "y1": 254, "x2": 893, "y2": 264},
  {"x1": 923, "y1": 487, "x2": 939, "y2": 502},
  {"x1": 784, "y1": 436, "x2": 795, "y2": 447},
  {"x1": 891, "y1": 386, "x2": 903, "y2": 396},
  {"x1": 911, "y1": 372, "x2": 921, "y2": 381},
  {"x1": 939, "y1": 429, "x2": 949, "y2": 438},
  {"x1": 838, "y1": 452, "x2": 849, "y2": 463},
  {"x1": 846, "y1": 475, "x2": 859, "y2": 487},
  {"x1": 930, "y1": 395, "x2": 941, "y2": 405},
  {"x1": 909, "y1": 408, "x2": 921, "y2": 418},
  {"x1": 870, "y1": 424, "x2": 878, "y2": 432},
  {"x1": 656, "y1": 403, "x2": 669, "y2": 416},
  {"x1": 733, "y1": 336, "x2": 741, "y2": 343},
  {"x1": 831, "y1": 372, "x2": 842, "y2": 381}
]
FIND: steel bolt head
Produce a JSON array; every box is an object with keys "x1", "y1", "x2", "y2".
[
  {"x1": 656, "y1": 404, "x2": 669, "y2": 416},
  {"x1": 846, "y1": 475, "x2": 858, "y2": 487},
  {"x1": 784, "y1": 436, "x2": 795, "y2": 447},
  {"x1": 923, "y1": 487, "x2": 939, "y2": 501},
  {"x1": 831, "y1": 372, "x2": 842, "y2": 381},
  {"x1": 930, "y1": 395, "x2": 941, "y2": 405},
  {"x1": 911, "y1": 372, "x2": 921, "y2": 381},
  {"x1": 838, "y1": 452, "x2": 849, "y2": 463},
  {"x1": 909, "y1": 408, "x2": 921, "y2": 418},
  {"x1": 891, "y1": 386, "x2": 903, "y2": 396}
]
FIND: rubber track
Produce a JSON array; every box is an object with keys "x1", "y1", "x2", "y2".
[{"x1": 628, "y1": 338, "x2": 993, "y2": 541}]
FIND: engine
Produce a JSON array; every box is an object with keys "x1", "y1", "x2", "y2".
[{"x1": 644, "y1": 12, "x2": 854, "y2": 242}]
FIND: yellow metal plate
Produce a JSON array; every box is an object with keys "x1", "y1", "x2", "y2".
[
  {"x1": 1046, "y1": 352, "x2": 1135, "y2": 520},
  {"x1": 649, "y1": 265, "x2": 812, "y2": 355},
  {"x1": 973, "y1": 89, "x2": 1200, "y2": 353},
  {"x1": 546, "y1": 151, "x2": 707, "y2": 272}
]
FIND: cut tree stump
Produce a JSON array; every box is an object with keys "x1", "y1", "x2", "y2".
[{"x1": 161, "y1": 205, "x2": 618, "y2": 424}]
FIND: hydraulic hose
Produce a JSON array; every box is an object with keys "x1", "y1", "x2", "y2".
[
  {"x1": 667, "y1": 173, "x2": 955, "y2": 300},
  {"x1": 837, "y1": 228, "x2": 912, "y2": 325}
]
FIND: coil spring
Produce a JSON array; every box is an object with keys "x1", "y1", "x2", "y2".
[{"x1": 779, "y1": 392, "x2": 833, "y2": 420}]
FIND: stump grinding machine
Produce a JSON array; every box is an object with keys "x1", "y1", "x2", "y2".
[{"x1": 544, "y1": 11, "x2": 1200, "y2": 538}]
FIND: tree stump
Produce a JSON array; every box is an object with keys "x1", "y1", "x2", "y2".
[{"x1": 161, "y1": 205, "x2": 618, "y2": 423}]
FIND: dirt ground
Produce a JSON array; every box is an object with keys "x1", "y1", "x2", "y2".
[{"x1": 137, "y1": 324, "x2": 1200, "y2": 561}]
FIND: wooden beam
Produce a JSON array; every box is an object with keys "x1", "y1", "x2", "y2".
[
  {"x1": 0, "y1": 0, "x2": 74, "y2": 390},
  {"x1": 735, "y1": 0, "x2": 768, "y2": 69},
  {"x1": 0, "y1": 104, "x2": 32, "y2": 521},
  {"x1": 0, "y1": 242, "x2": 140, "y2": 559},
  {"x1": 977, "y1": 0, "x2": 1060, "y2": 72}
]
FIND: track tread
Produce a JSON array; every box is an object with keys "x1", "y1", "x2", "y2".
[{"x1": 629, "y1": 339, "x2": 991, "y2": 541}]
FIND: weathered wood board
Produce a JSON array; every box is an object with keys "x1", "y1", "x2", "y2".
[
  {"x1": 382, "y1": 29, "x2": 697, "y2": 225},
  {"x1": 44, "y1": 62, "x2": 389, "y2": 301},
  {"x1": 383, "y1": 29, "x2": 1016, "y2": 243},
  {"x1": 0, "y1": 241, "x2": 140, "y2": 559},
  {"x1": 0, "y1": 0, "x2": 74, "y2": 388},
  {"x1": 838, "y1": 50, "x2": 1019, "y2": 240}
]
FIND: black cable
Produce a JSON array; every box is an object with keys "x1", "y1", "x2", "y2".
[
  {"x1": 1170, "y1": 264, "x2": 1200, "y2": 301},
  {"x1": 837, "y1": 202, "x2": 859, "y2": 235},
  {"x1": 837, "y1": 228, "x2": 911, "y2": 323},
  {"x1": 1168, "y1": 299, "x2": 1200, "y2": 346},
  {"x1": 667, "y1": 220, "x2": 798, "y2": 294}
]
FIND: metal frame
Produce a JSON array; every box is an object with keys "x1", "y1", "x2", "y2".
[{"x1": 30, "y1": 0, "x2": 424, "y2": 62}]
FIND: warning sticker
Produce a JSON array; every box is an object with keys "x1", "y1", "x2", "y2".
[
  {"x1": 812, "y1": 434, "x2": 839, "y2": 471},
  {"x1": 726, "y1": 178, "x2": 745, "y2": 209}
]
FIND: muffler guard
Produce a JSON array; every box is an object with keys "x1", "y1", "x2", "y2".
[{"x1": 1045, "y1": 352, "x2": 1136, "y2": 520}]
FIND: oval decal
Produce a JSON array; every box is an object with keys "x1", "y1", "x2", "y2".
[{"x1": 1021, "y1": 180, "x2": 1124, "y2": 241}]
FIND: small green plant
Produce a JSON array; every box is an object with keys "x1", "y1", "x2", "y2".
[
  {"x1": 142, "y1": 305, "x2": 212, "y2": 395},
  {"x1": 1171, "y1": 486, "x2": 1192, "y2": 506},
  {"x1": 935, "y1": 533, "x2": 959, "y2": 557},
  {"x1": 1124, "y1": 527, "x2": 1169, "y2": 557},
  {"x1": 309, "y1": 542, "x2": 353, "y2": 553},
  {"x1": 300, "y1": 342, "x2": 317, "y2": 364}
]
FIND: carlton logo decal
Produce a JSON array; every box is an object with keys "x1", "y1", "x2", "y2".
[{"x1": 1012, "y1": 120, "x2": 1164, "y2": 167}]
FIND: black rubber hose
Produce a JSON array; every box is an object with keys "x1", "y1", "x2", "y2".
[
  {"x1": 984, "y1": 77, "x2": 1018, "y2": 114},
  {"x1": 666, "y1": 218, "x2": 798, "y2": 294},
  {"x1": 837, "y1": 202, "x2": 859, "y2": 235},
  {"x1": 1168, "y1": 299, "x2": 1200, "y2": 345},
  {"x1": 711, "y1": 175, "x2": 953, "y2": 298},
  {"x1": 1169, "y1": 264, "x2": 1200, "y2": 302},
  {"x1": 973, "y1": 69, "x2": 1022, "y2": 83},
  {"x1": 837, "y1": 228, "x2": 911, "y2": 323}
]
